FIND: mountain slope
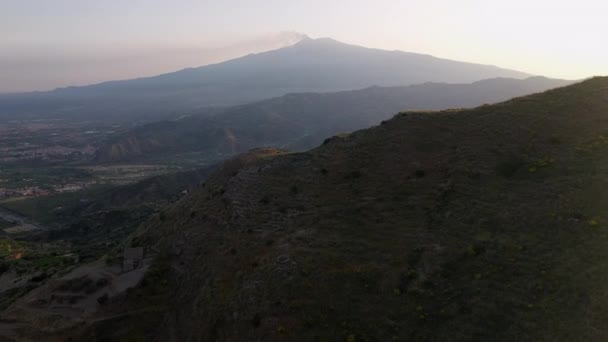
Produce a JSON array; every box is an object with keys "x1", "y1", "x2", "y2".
[
  {"x1": 0, "y1": 38, "x2": 531, "y2": 122},
  {"x1": 96, "y1": 77, "x2": 573, "y2": 163},
  {"x1": 62, "y1": 77, "x2": 608, "y2": 341},
  {"x1": 6, "y1": 78, "x2": 608, "y2": 341},
  {"x1": 46, "y1": 167, "x2": 214, "y2": 245},
  {"x1": 0, "y1": 167, "x2": 214, "y2": 262}
]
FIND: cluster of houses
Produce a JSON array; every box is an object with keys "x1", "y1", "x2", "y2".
[{"x1": 0, "y1": 187, "x2": 50, "y2": 200}]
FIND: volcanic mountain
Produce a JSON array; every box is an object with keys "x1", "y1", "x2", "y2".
[{"x1": 0, "y1": 37, "x2": 531, "y2": 122}]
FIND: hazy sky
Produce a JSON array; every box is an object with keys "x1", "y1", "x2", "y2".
[{"x1": 2, "y1": 0, "x2": 607, "y2": 92}]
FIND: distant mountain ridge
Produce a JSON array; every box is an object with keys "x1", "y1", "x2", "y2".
[
  {"x1": 95, "y1": 76, "x2": 573, "y2": 163},
  {"x1": 0, "y1": 37, "x2": 532, "y2": 122}
]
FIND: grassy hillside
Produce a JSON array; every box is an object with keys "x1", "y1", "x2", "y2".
[{"x1": 8, "y1": 77, "x2": 608, "y2": 341}]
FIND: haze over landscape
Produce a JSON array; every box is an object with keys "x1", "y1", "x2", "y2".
[
  {"x1": 2, "y1": 0, "x2": 607, "y2": 92},
  {"x1": 0, "y1": 1, "x2": 607, "y2": 341}
]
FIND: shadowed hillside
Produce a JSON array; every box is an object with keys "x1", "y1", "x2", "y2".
[
  {"x1": 1, "y1": 167, "x2": 214, "y2": 262},
  {"x1": 5, "y1": 77, "x2": 608, "y2": 341},
  {"x1": 96, "y1": 77, "x2": 572, "y2": 163}
]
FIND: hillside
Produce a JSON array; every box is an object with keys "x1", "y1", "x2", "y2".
[
  {"x1": 0, "y1": 37, "x2": 530, "y2": 122},
  {"x1": 96, "y1": 77, "x2": 572, "y2": 163},
  {"x1": 4, "y1": 77, "x2": 607, "y2": 340},
  {"x1": 1, "y1": 167, "x2": 213, "y2": 262}
]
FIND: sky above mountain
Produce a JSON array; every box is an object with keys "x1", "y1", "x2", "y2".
[{"x1": 2, "y1": 0, "x2": 607, "y2": 92}]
